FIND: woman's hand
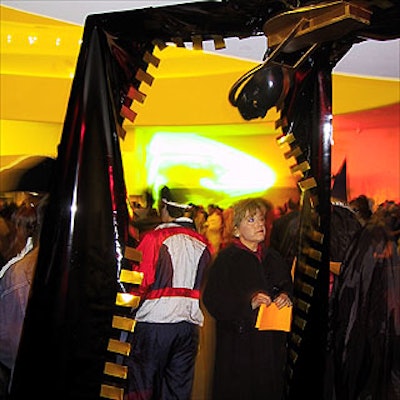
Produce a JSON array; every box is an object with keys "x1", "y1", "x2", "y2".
[
  {"x1": 273, "y1": 292, "x2": 292, "y2": 309},
  {"x1": 251, "y1": 292, "x2": 272, "y2": 310}
]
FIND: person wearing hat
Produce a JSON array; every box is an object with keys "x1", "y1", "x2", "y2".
[{"x1": 124, "y1": 186, "x2": 212, "y2": 400}]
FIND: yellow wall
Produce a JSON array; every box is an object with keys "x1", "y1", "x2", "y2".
[{"x1": 1, "y1": 5, "x2": 399, "y2": 203}]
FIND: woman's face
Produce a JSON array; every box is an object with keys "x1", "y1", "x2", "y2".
[{"x1": 236, "y1": 208, "x2": 266, "y2": 251}]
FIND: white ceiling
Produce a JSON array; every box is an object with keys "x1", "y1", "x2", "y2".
[{"x1": 2, "y1": 0, "x2": 400, "y2": 78}]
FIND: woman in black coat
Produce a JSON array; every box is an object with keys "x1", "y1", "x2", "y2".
[{"x1": 203, "y1": 198, "x2": 293, "y2": 400}]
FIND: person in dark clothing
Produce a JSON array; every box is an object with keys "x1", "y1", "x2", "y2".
[
  {"x1": 331, "y1": 200, "x2": 400, "y2": 400},
  {"x1": 269, "y1": 206, "x2": 300, "y2": 270},
  {"x1": 203, "y1": 197, "x2": 293, "y2": 400},
  {"x1": 349, "y1": 194, "x2": 373, "y2": 226},
  {"x1": 0, "y1": 196, "x2": 48, "y2": 398}
]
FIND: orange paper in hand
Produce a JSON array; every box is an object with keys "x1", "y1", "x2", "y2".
[{"x1": 255, "y1": 303, "x2": 292, "y2": 332}]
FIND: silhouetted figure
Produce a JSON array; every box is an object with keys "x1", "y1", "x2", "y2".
[
  {"x1": 0, "y1": 196, "x2": 48, "y2": 397},
  {"x1": 331, "y1": 201, "x2": 400, "y2": 400},
  {"x1": 349, "y1": 194, "x2": 373, "y2": 226}
]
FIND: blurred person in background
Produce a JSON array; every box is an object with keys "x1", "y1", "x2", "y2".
[
  {"x1": 192, "y1": 204, "x2": 208, "y2": 237},
  {"x1": 0, "y1": 202, "x2": 19, "y2": 267},
  {"x1": 0, "y1": 195, "x2": 48, "y2": 397},
  {"x1": 204, "y1": 204, "x2": 224, "y2": 255},
  {"x1": 330, "y1": 200, "x2": 400, "y2": 400},
  {"x1": 349, "y1": 194, "x2": 373, "y2": 226}
]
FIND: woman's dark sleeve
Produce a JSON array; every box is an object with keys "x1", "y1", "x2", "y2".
[{"x1": 263, "y1": 247, "x2": 293, "y2": 298}]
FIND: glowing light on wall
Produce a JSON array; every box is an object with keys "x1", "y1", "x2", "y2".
[
  {"x1": 146, "y1": 132, "x2": 276, "y2": 200},
  {"x1": 28, "y1": 35, "x2": 37, "y2": 45}
]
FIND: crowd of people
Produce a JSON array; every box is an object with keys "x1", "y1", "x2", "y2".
[
  {"x1": 0, "y1": 188, "x2": 399, "y2": 400},
  {"x1": 126, "y1": 190, "x2": 400, "y2": 400},
  {"x1": 131, "y1": 193, "x2": 280, "y2": 258},
  {"x1": 123, "y1": 189, "x2": 295, "y2": 400}
]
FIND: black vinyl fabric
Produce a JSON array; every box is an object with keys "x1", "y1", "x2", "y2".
[
  {"x1": 10, "y1": 27, "x2": 130, "y2": 399},
  {"x1": 331, "y1": 217, "x2": 400, "y2": 400}
]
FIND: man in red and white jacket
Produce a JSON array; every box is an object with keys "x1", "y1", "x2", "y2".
[{"x1": 125, "y1": 187, "x2": 212, "y2": 400}]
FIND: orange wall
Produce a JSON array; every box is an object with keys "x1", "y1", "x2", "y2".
[{"x1": 332, "y1": 121, "x2": 400, "y2": 206}]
